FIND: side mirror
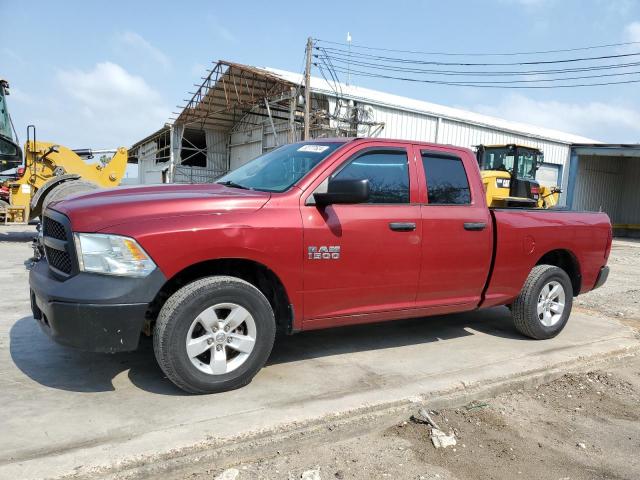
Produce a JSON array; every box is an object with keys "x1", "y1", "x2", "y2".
[{"x1": 314, "y1": 178, "x2": 370, "y2": 206}]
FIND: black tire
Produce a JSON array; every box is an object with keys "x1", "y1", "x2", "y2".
[
  {"x1": 512, "y1": 264, "x2": 573, "y2": 340},
  {"x1": 42, "y1": 180, "x2": 100, "y2": 210},
  {"x1": 511, "y1": 265, "x2": 573, "y2": 340},
  {"x1": 153, "y1": 276, "x2": 276, "y2": 394}
]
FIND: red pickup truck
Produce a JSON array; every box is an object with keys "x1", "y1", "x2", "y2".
[{"x1": 30, "y1": 138, "x2": 612, "y2": 393}]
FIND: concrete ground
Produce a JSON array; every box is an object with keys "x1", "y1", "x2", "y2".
[{"x1": 0, "y1": 225, "x2": 638, "y2": 480}]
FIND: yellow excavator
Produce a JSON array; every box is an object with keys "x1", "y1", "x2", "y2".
[
  {"x1": 476, "y1": 144, "x2": 561, "y2": 209},
  {"x1": 0, "y1": 78, "x2": 127, "y2": 224}
]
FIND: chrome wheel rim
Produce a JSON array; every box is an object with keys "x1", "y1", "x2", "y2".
[
  {"x1": 186, "y1": 303, "x2": 257, "y2": 375},
  {"x1": 537, "y1": 280, "x2": 566, "y2": 327}
]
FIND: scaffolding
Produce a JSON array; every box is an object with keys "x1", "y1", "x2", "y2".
[{"x1": 129, "y1": 60, "x2": 384, "y2": 184}]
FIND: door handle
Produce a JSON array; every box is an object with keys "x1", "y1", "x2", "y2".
[
  {"x1": 464, "y1": 222, "x2": 487, "y2": 231},
  {"x1": 389, "y1": 222, "x2": 416, "y2": 232}
]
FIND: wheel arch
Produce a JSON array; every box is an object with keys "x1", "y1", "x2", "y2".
[
  {"x1": 29, "y1": 174, "x2": 81, "y2": 218},
  {"x1": 535, "y1": 249, "x2": 581, "y2": 296},
  {"x1": 148, "y1": 258, "x2": 293, "y2": 335}
]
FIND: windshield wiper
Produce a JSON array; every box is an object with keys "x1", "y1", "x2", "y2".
[{"x1": 216, "y1": 180, "x2": 252, "y2": 190}]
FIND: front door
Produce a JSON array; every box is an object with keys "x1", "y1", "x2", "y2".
[{"x1": 301, "y1": 142, "x2": 422, "y2": 325}]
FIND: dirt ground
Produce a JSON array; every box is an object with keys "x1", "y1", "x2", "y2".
[
  {"x1": 575, "y1": 238, "x2": 640, "y2": 330},
  {"x1": 178, "y1": 357, "x2": 640, "y2": 480},
  {"x1": 172, "y1": 240, "x2": 640, "y2": 480}
]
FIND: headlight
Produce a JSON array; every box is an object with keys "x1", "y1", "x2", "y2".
[
  {"x1": 496, "y1": 178, "x2": 511, "y2": 189},
  {"x1": 73, "y1": 233, "x2": 156, "y2": 277}
]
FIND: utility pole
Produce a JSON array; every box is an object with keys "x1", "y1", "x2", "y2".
[
  {"x1": 288, "y1": 86, "x2": 296, "y2": 143},
  {"x1": 303, "y1": 36, "x2": 312, "y2": 140}
]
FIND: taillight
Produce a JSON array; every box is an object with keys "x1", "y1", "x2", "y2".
[
  {"x1": 530, "y1": 186, "x2": 540, "y2": 194},
  {"x1": 17, "y1": 166, "x2": 25, "y2": 176}
]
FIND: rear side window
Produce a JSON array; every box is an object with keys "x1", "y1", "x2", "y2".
[
  {"x1": 333, "y1": 150, "x2": 409, "y2": 204},
  {"x1": 422, "y1": 153, "x2": 471, "y2": 205}
]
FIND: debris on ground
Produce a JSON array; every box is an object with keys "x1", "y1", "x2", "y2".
[
  {"x1": 214, "y1": 467, "x2": 240, "y2": 480},
  {"x1": 430, "y1": 428, "x2": 458, "y2": 449},
  {"x1": 300, "y1": 468, "x2": 321, "y2": 479},
  {"x1": 415, "y1": 408, "x2": 442, "y2": 430},
  {"x1": 415, "y1": 407, "x2": 457, "y2": 449},
  {"x1": 464, "y1": 401, "x2": 489, "y2": 411}
]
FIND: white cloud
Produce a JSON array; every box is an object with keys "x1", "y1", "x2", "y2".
[
  {"x1": 624, "y1": 21, "x2": 640, "y2": 42},
  {"x1": 43, "y1": 62, "x2": 171, "y2": 147},
  {"x1": 114, "y1": 31, "x2": 171, "y2": 69},
  {"x1": 467, "y1": 93, "x2": 640, "y2": 142}
]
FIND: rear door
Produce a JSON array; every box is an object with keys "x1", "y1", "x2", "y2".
[
  {"x1": 301, "y1": 141, "x2": 422, "y2": 325},
  {"x1": 413, "y1": 145, "x2": 493, "y2": 310}
]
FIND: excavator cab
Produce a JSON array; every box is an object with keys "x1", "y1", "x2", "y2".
[
  {"x1": 0, "y1": 79, "x2": 22, "y2": 173},
  {"x1": 476, "y1": 144, "x2": 558, "y2": 208}
]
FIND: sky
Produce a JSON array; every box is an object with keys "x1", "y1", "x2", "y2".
[{"x1": 1, "y1": 0, "x2": 640, "y2": 150}]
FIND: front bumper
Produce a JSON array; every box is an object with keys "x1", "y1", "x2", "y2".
[
  {"x1": 29, "y1": 259, "x2": 166, "y2": 353},
  {"x1": 592, "y1": 266, "x2": 610, "y2": 290}
]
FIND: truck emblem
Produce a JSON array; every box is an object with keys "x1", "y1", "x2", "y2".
[{"x1": 308, "y1": 246, "x2": 340, "y2": 260}]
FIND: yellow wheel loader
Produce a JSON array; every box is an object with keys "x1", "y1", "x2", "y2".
[
  {"x1": 0, "y1": 79, "x2": 127, "y2": 224},
  {"x1": 476, "y1": 144, "x2": 560, "y2": 209}
]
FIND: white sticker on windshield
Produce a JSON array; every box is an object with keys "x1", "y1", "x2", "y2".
[{"x1": 298, "y1": 145, "x2": 330, "y2": 153}]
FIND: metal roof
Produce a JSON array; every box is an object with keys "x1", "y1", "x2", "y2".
[
  {"x1": 174, "y1": 61, "x2": 295, "y2": 131},
  {"x1": 264, "y1": 67, "x2": 600, "y2": 146},
  {"x1": 167, "y1": 61, "x2": 599, "y2": 146}
]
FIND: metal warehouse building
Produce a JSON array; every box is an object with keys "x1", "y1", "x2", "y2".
[{"x1": 129, "y1": 60, "x2": 640, "y2": 234}]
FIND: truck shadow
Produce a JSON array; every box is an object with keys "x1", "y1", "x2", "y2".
[{"x1": 9, "y1": 307, "x2": 528, "y2": 395}]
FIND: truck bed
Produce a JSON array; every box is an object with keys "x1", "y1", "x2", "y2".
[{"x1": 482, "y1": 208, "x2": 612, "y2": 308}]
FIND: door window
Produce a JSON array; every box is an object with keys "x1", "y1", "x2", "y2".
[
  {"x1": 422, "y1": 153, "x2": 471, "y2": 205},
  {"x1": 333, "y1": 150, "x2": 410, "y2": 204}
]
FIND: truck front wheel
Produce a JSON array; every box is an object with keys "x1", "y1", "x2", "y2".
[
  {"x1": 511, "y1": 264, "x2": 573, "y2": 340},
  {"x1": 153, "y1": 276, "x2": 276, "y2": 394}
]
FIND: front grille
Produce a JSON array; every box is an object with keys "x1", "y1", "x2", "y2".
[
  {"x1": 42, "y1": 212, "x2": 76, "y2": 277},
  {"x1": 45, "y1": 245, "x2": 72, "y2": 274},
  {"x1": 43, "y1": 217, "x2": 67, "y2": 241}
]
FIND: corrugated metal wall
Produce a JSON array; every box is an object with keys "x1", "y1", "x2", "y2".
[
  {"x1": 573, "y1": 156, "x2": 624, "y2": 220},
  {"x1": 230, "y1": 126, "x2": 264, "y2": 170},
  {"x1": 619, "y1": 158, "x2": 640, "y2": 225},
  {"x1": 359, "y1": 103, "x2": 570, "y2": 165},
  {"x1": 574, "y1": 155, "x2": 640, "y2": 225}
]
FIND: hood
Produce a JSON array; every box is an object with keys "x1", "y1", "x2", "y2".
[{"x1": 51, "y1": 183, "x2": 271, "y2": 232}]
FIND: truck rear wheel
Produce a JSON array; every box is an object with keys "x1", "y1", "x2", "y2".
[
  {"x1": 153, "y1": 276, "x2": 276, "y2": 394},
  {"x1": 511, "y1": 265, "x2": 573, "y2": 340},
  {"x1": 41, "y1": 180, "x2": 99, "y2": 211}
]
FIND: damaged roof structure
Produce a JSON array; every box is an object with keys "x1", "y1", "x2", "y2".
[{"x1": 129, "y1": 59, "x2": 596, "y2": 201}]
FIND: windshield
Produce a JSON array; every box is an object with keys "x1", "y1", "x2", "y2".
[
  {"x1": 217, "y1": 142, "x2": 344, "y2": 192},
  {"x1": 0, "y1": 85, "x2": 21, "y2": 167},
  {"x1": 480, "y1": 146, "x2": 541, "y2": 180},
  {"x1": 0, "y1": 87, "x2": 13, "y2": 141}
]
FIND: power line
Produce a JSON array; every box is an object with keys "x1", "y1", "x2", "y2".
[
  {"x1": 315, "y1": 38, "x2": 640, "y2": 57},
  {"x1": 318, "y1": 46, "x2": 640, "y2": 67},
  {"x1": 315, "y1": 54, "x2": 640, "y2": 77},
  {"x1": 324, "y1": 65, "x2": 640, "y2": 88}
]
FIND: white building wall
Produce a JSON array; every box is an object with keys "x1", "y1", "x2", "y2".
[{"x1": 137, "y1": 141, "x2": 165, "y2": 184}]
